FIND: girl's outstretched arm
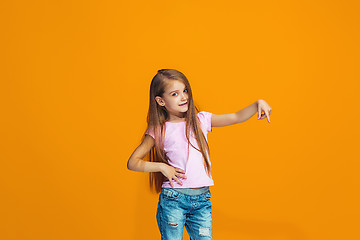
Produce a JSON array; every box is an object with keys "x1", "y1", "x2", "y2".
[{"x1": 211, "y1": 99, "x2": 272, "y2": 127}]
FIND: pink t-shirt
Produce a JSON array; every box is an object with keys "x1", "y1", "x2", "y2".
[{"x1": 145, "y1": 111, "x2": 214, "y2": 188}]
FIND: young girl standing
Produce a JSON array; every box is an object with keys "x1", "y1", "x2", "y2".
[{"x1": 127, "y1": 69, "x2": 272, "y2": 240}]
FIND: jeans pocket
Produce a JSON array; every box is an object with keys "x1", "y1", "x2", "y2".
[
  {"x1": 162, "y1": 188, "x2": 181, "y2": 200},
  {"x1": 202, "y1": 191, "x2": 211, "y2": 201}
]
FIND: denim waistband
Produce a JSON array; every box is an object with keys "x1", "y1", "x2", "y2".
[{"x1": 163, "y1": 186, "x2": 209, "y2": 196}]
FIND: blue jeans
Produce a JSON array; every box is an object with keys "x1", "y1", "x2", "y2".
[{"x1": 156, "y1": 187, "x2": 212, "y2": 240}]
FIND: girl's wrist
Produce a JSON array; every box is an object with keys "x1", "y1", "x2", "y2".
[{"x1": 158, "y1": 162, "x2": 165, "y2": 173}]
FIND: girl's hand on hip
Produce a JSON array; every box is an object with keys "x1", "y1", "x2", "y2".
[
  {"x1": 160, "y1": 164, "x2": 187, "y2": 187},
  {"x1": 257, "y1": 99, "x2": 272, "y2": 123}
]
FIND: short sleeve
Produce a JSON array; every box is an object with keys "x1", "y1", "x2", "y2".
[
  {"x1": 145, "y1": 127, "x2": 155, "y2": 139},
  {"x1": 197, "y1": 111, "x2": 212, "y2": 133}
]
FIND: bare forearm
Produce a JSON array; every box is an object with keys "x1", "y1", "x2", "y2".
[
  {"x1": 127, "y1": 157, "x2": 164, "y2": 173},
  {"x1": 235, "y1": 100, "x2": 259, "y2": 123}
]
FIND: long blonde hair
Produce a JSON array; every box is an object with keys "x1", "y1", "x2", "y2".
[{"x1": 143, "y1": 69, "x2": 211, "y2": 193}]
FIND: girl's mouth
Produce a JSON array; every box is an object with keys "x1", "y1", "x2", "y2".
[{"x1": 179, "y1": 102, "x2": 187, "y2": 107}]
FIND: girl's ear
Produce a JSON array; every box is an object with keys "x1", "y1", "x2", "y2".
[{"x1": 155, "y1": 96, "x2": 165, "y2": 106}]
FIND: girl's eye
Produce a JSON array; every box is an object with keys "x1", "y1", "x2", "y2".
[{"x1": 172, "y1": 89, "x2": 187, "y2": 96}]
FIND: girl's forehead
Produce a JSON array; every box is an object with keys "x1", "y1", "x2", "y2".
[{"x1": 165, "y1": 79, "x2": 185, "y2": 92}]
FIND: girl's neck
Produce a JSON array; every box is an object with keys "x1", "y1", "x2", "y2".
[{"x1": 166, "y1": 113, "x2": 186, "y2": 123}]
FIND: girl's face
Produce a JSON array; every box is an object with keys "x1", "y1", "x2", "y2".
[{"x1": 155, "y1": 80, "x2": 189, "y2": 118}]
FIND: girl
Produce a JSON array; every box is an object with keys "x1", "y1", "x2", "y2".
[{"x1": 127, "y1": 69, "x2": 272, "y2": 240}]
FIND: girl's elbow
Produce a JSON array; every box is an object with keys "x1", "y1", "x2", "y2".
[
  {"x1": 127, "y1": 157, "x2": 142, "y2": 171},
  {"x1": 127, "y1": 158, "x2": 135, "y2": 171}
]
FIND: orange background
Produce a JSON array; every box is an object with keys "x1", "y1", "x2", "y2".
[{"x1": 1, "y1": 0, "x2": 359, "y2": 239}]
